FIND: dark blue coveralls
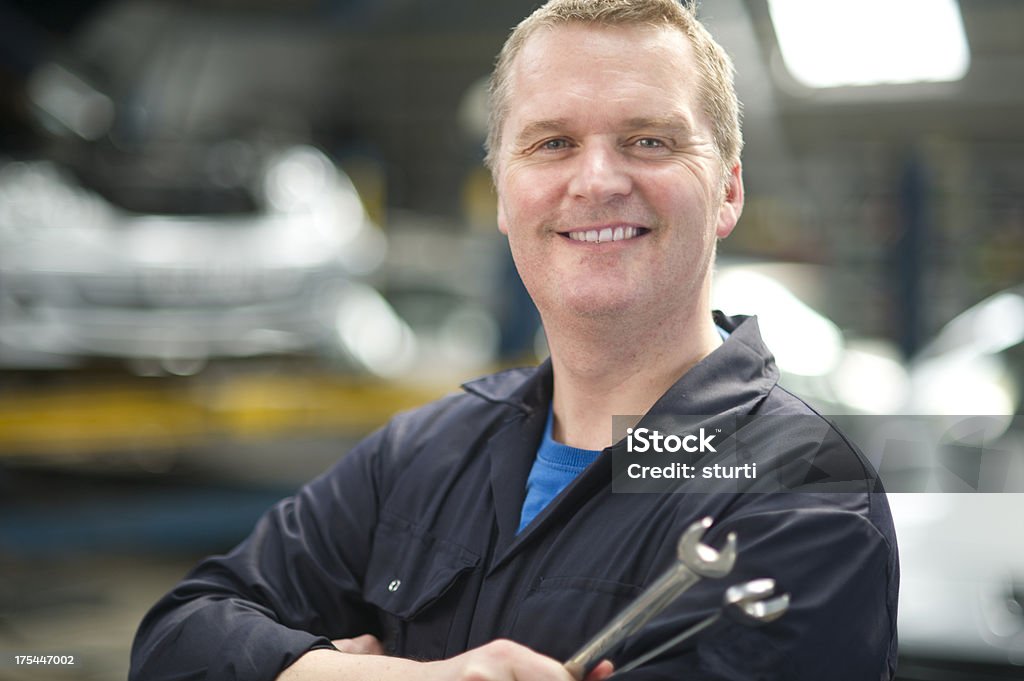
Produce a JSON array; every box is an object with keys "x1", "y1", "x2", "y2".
[{"x1": 130, "y1": 313, "x2": 899, "y2": 680}]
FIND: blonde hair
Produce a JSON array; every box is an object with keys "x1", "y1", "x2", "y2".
[{"x1": 485, "y1": 0, "x2": 742, "y2": 178}]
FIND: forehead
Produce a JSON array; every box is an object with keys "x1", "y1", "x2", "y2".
[{"x1": 507, "y1": 22, "x2": 701, "y2": 124}]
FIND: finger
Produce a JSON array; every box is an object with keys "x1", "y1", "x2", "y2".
[
  {"x1": 582, "y1": 660, "x2": 615, "y2": 681},
  {"x1": 332, "y1": 634, "x2": 385, "y2": 655}
]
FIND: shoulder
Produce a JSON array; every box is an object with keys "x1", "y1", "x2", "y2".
[
  {"x1": 737, "y1": 381, "x2": 899, "y2": 572},
  {"x1": 385, "y1": 365, "x2": 542, "y2": 441},
  {"x1": 740, "y1": 384, "x2": 885, "y2": 499},
  {"x1": 754, "y1": 382, "x2": 867, "y2": 466},
  {"x1": 360, "y1": 364, "x2": 544, "y2": 474}
]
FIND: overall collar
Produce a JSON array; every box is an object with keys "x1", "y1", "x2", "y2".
[
  {"x1": 462, "y1": 313, "x2": 778, "y2": 420},
  {"x1": 461, "y1": 313, "x2": 780, "y2": 565}
]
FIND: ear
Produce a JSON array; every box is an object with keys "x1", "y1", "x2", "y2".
[
  {"x1": 497, "y1": 194, "x2": 510, "y2": 235},
  {"x1": 715, "y1": 161, "x2": 744, "y2": 239}
]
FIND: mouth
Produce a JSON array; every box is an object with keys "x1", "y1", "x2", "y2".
[{"x1": 559, "y1": 226, "x2": 650, "y2": 244}]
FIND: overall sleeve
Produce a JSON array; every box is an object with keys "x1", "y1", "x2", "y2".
[
  {"x1": 614, "y1": 499, "x2": 899, "y2": 681},
  {"x1": 608, "y1": 404, "x2": 900, "y2": 680},
  {"x1": 129, "y1": 426, "x2": 390, "y2": 681}
]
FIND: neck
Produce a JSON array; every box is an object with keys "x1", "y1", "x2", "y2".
[{"x1": 544, "y1": 301, "x2": 721, "y2": 450}]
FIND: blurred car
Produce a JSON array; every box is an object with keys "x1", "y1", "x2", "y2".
[
  {"x1": 890, "y1": 284, "x2": 1024, "y2": 679},
  {"x1": 908, "y1": 284, "x2": 1023, "y2": 420},
  {"x1": 0, "y1": 148, "x2": 396, "y2": 373},
  {"x1": 0, "y1": 1, "x2": 414, "y2": 377}
]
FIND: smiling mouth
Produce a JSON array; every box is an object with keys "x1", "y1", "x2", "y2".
[{"x1": 561, "y1": 226, "x2": 649, "y2": 243}]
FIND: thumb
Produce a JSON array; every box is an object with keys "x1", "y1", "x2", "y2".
[{"x1": 332, "y1": 634, "x2": 385, "y2": 655}]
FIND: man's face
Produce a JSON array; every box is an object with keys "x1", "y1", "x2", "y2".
[{"x1": 495, "y1": 23, "x2": 743, "y2": 325}]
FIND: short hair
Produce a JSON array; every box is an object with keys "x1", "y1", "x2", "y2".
[{"x1": 485, "y1": 0, "x2": 743, "y2": 179}]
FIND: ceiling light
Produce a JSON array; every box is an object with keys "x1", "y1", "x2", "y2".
[{"x1": 767, "y1": 0, "x2": 970, "y2": 88}]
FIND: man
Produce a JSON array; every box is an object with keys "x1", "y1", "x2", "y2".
[{"x1": 130, "y1": 1, "x2": 899, "y2": 680}]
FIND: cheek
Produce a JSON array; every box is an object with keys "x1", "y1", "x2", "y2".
[
  {"x1": 656, "y1": 177, "x2": 722, "y2": 235},
  {"x1": 502, "y1": 164, "x2": 567, "y2": 211},
  {"x1": 499, "y1": 191, "x2": 547, "y2": 243}
]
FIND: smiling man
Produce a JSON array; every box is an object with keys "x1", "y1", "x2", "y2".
[
  {"x1": 492, "y1": 13, "x2": 744, "y2": 453},
  {"x1": 131, "y1": 2, "x2": 899, "y2": 680}
]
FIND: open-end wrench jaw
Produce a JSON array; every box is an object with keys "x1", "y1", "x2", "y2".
[
  {"x1": 724, "y1": 578, "x2": 791, "y2": 624},
  {"x1": 678, "y1": 516, "x2": 738, "y2": 579},
  {"x1": 610, "y1": 578, "x2": 792, "y2": 677}
]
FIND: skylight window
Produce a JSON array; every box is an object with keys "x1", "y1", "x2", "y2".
[{"x1": 766, "y1": 0, "x2": 970, "y2": 88}]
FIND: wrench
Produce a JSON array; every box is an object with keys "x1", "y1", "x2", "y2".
[
  {"x1": 612, "y1": 577, "x2": 790, "y2": 675},
  {"x1": 564, "y1": 517, "x2": 737, "y2": 680}
]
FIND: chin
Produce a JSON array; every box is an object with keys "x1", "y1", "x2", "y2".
[{"x1": 557, "y1": 292, "x2": 642, "y2": 321}]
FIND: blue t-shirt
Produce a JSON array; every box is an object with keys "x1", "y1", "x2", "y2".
[
  {"x1": 517, "y1": 325, "x2": 731, "y2": 533},
  {"x1": 516, "y1": 407, "x2": 601, "y2": 533}
]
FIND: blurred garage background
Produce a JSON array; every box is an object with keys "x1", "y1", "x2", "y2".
[{"x1": 0, "y1": 0, "x2": 1022, "y2": 679}]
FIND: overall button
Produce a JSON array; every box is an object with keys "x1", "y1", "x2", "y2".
[{"x1": 388, "y1": 579, "x2": 402, "y2": 592}]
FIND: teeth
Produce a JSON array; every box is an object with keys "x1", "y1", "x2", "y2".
[{"x1": 567, "y1": 227, "x2": 642, "y2": 243}]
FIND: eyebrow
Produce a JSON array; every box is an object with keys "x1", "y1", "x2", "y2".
[
  {"x1": 511, "y1": 119, "x2": 571, "y2": 150},
  {"x1": 621, "y1": 115, "x2": 697, "y2": 138}
]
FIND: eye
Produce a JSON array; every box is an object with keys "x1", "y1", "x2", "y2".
[
  {"x1": 635, "y1": 137, "x2": 666, "y2": 149},
  {"x1": 540, "y1": 138, "x2": 570, "y2": 151}
]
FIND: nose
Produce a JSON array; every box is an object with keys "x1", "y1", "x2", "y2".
[{"x1": 567, "y1": 142, "x2": 632, "y2": 203}]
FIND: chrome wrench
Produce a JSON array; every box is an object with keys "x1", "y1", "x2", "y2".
[
  {"x1": 564, "y1": 517, "x2": 737, "y2": 680},
  {"x1": 613, "y1": 577, "x2": 791, "y2": 675}
]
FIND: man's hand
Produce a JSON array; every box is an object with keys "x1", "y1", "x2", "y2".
[
  {"x1": 425, "y1": 640, "x2": 615, "y2": 681},
  {"x1": 276, "y1": 638, "x2": 614, "y2": 681},
  {"x1": 330, "y1": 634, "x2": 385, "y2": 655}
]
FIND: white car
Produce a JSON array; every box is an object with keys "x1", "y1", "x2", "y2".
[
  {"x1": 892, "y1": 285, "x2": 1024, "y2": 678},
  {"x1": 0, "y1": 147, "x2": 405, "y2": 375},
  {"x1": 0, "y1": 0, "x2": 413, "y2": 377}
]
